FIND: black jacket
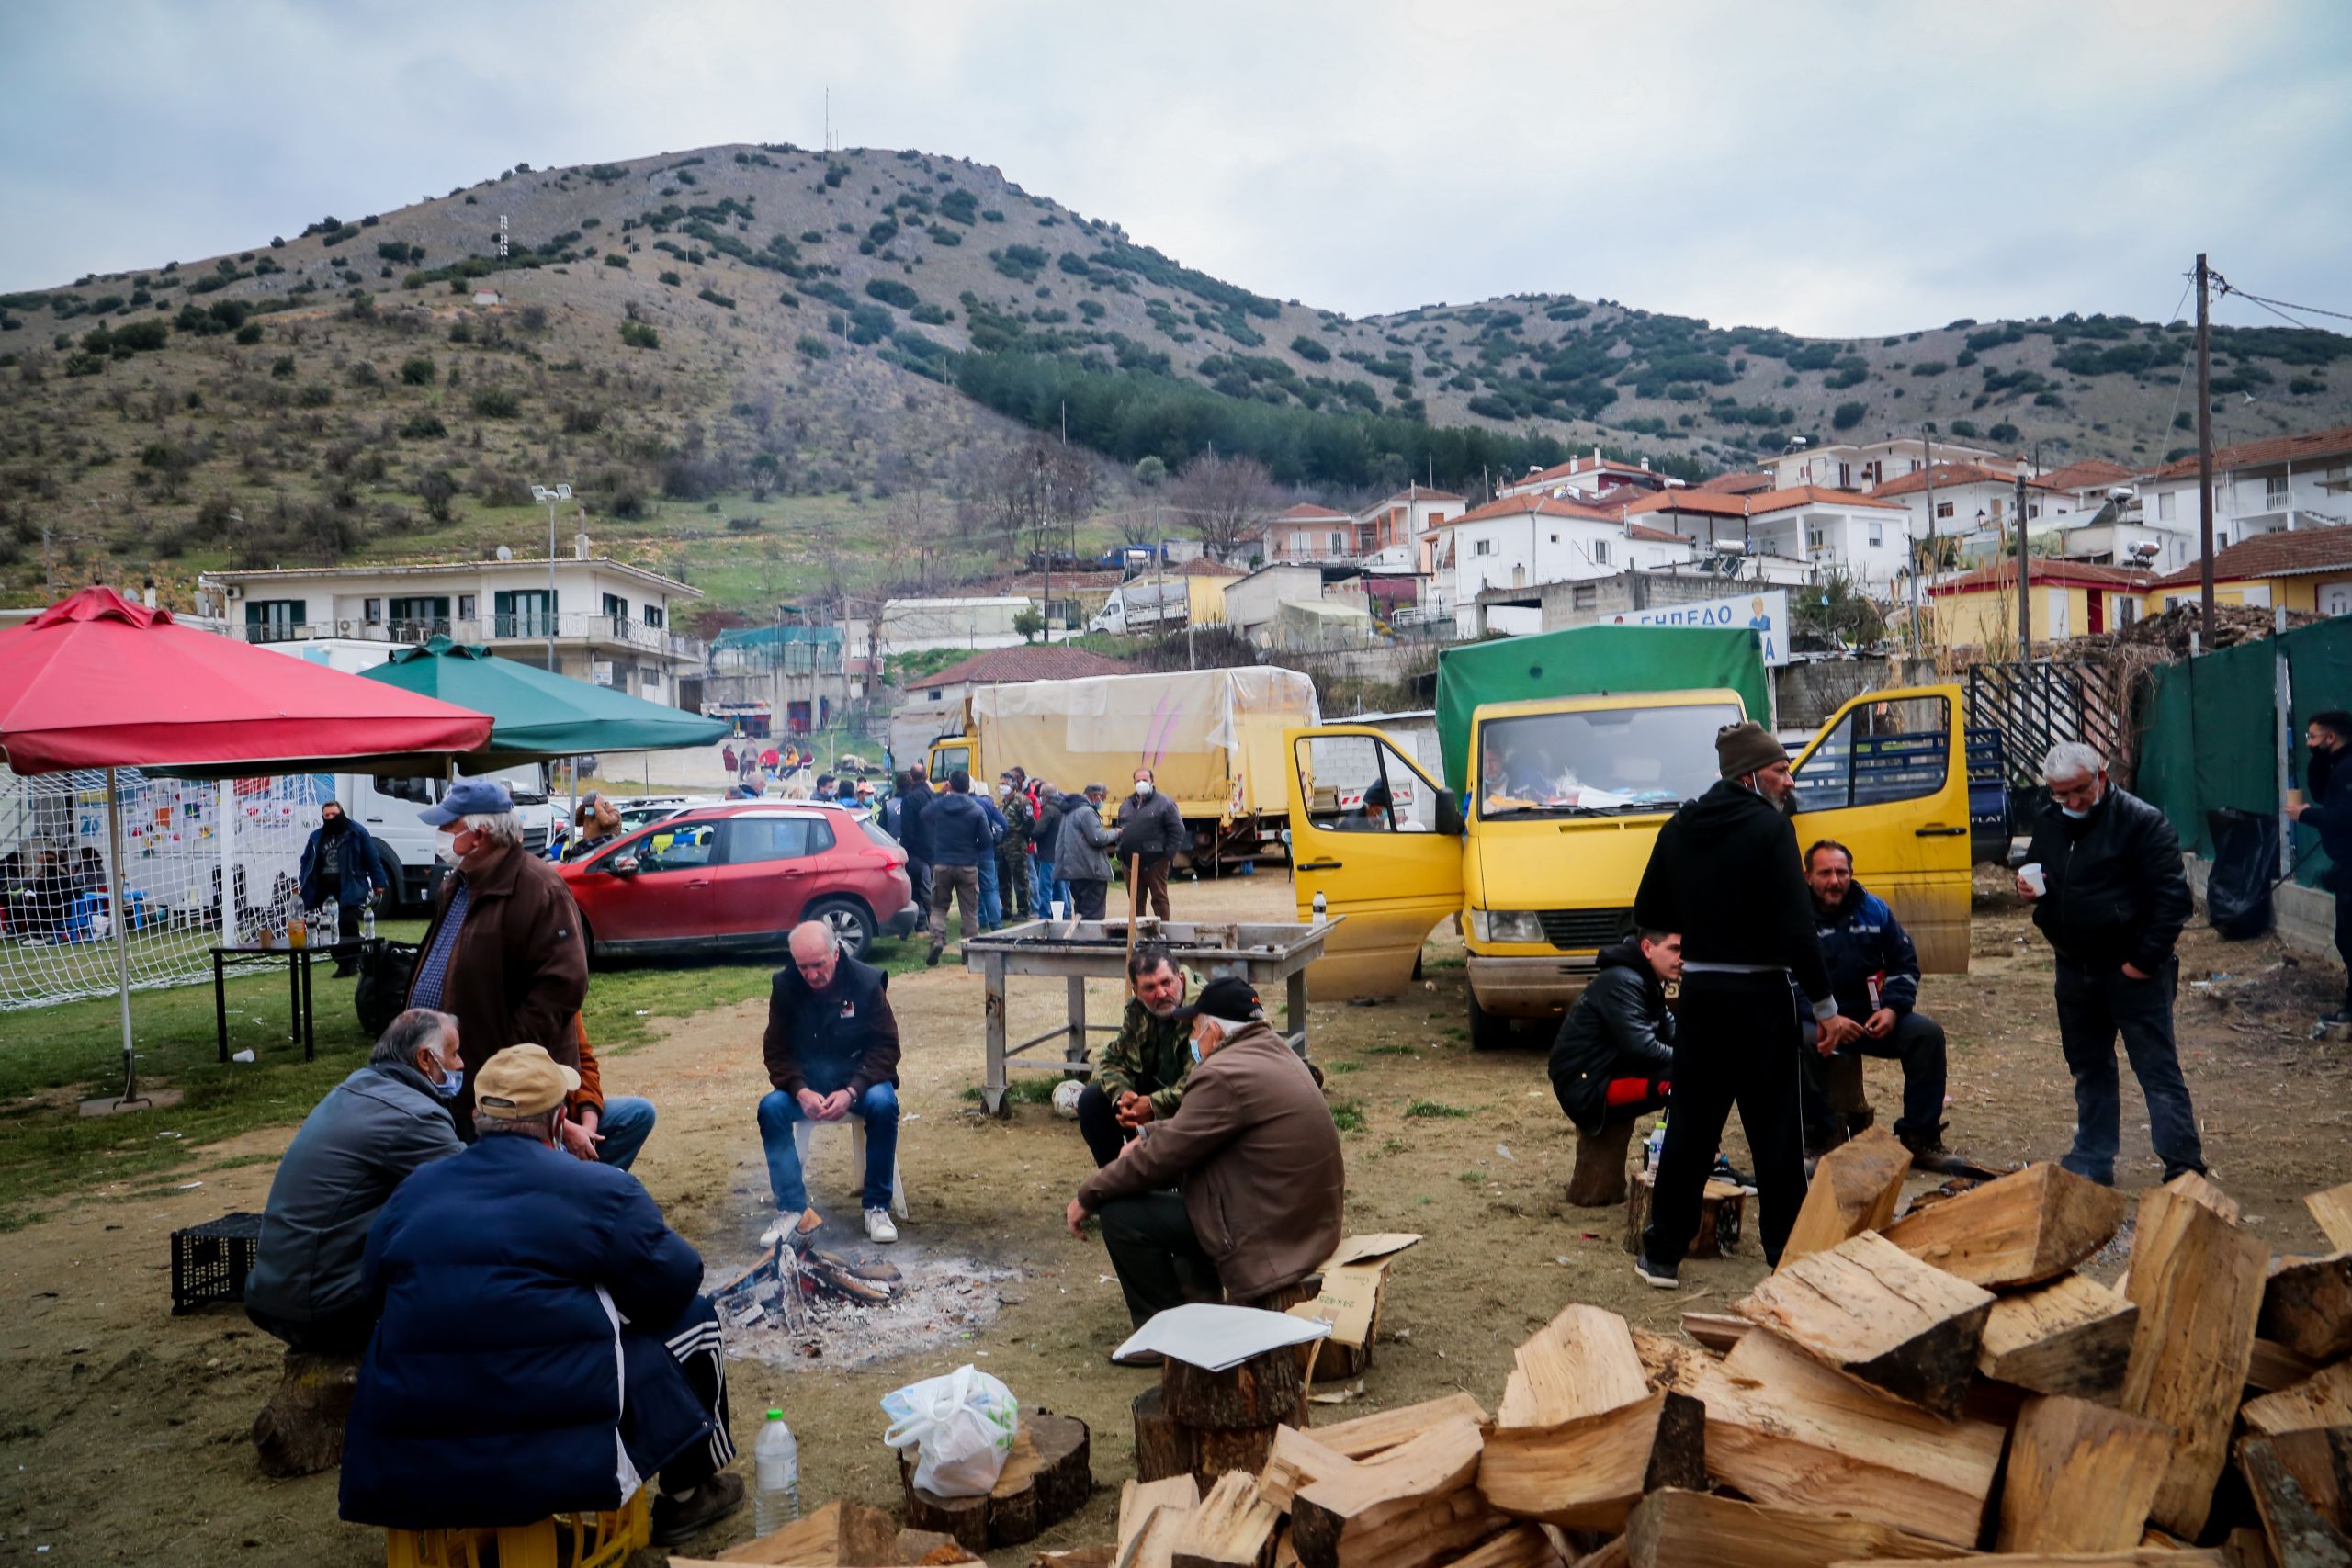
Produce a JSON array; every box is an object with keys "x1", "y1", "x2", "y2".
[
  {"x1": 1115, "y1": 789, "x2": 1187, "y2": 862},
  {"x1": 2024, "y1": 784, "x2": 2190, "y2": 972},
  {"x1": 925, "y1": 791, "x2": 994, "y2": 867},
  {"x1": 1795, "y1": 880, "x2": 1921, "y2": 1021},
  {"x1": 896, "y1": 786, "x2": 933, "y2": 862},
  {"x1": 2302, "y1": 745, "x2": 2352, "y2": 890},
  {"x1": 762, "y1": 954, "x2": 899, "y2": 1097},
  {"x1": 1634, "y1": 779, "x2": 1834, "y2": 1003},
  {"x1": 1548, "y1": 942, "x2": 1675, "y2": 1135}
]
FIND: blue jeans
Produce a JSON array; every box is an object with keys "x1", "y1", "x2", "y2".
[
  {"x1": 1033, "y1": 857, "x2": 1070, "y2": 914},
  {"x1": 978, "y1": 854, "x2": 1001, "y2": 931},
  {"x1": 755, "y1": 1084, "x2": 899, "y2": 1213},
  {"x1": 594, "y1": 1095, "x2": 656, "y2": 1172},
  {"x1": 2052, "y1": 956, "x2": 2204, "y2": 1185}
]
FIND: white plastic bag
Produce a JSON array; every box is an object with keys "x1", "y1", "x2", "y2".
[{"x1": 880, "y1": 1364, "x2": 1020, "y2": 1497}]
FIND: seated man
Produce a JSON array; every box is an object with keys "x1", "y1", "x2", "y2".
[
  {"x1": 1795, "y1": 840, "x2": 1971, "y2": 1174},
  {"x1": 564, "y1": 1020, "x2": 657, "y2": 1174},
  {"x1": 1332, "y1": 781, "x2": 1393, "y2": 831},
  {"x1": 755, "y1": 920, "x2": 902, "y2": 1245},
  {"x1": 339, "y1": 1044, "x2": 743, "y2": 1546},
  {"x1": 1077, "y1": 944, "x2": 1193, "y2": 1168},
  {"x1": 246, "y1": 1009, "x2": 466, "y2": 1354},
  {"x1": 1546, "y1": 931, "x2": 1678, "y2": 1138},
  {"x1": 1066, "y1": 976, "x2": 1344, "y2": 1364}
]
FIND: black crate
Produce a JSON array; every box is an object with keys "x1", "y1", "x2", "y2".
[{"x1": 171, "y1": 1211, "x2": 263, "y2": 1314}]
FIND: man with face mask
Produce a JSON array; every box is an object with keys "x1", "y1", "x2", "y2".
[
  {"x1": 2288, "y1": 710, "x2": 2352, "y2": 1029},
  {"x1": 1064, "y1": 976, "x2": 1344, "y2": 1362},
  {"x1": 1115, "y1": 767, "x2": 1185, "y2": 921},
  {"x1": 404, "y1": 779, "x2": 587, "y2": 1136},
  {"x1": 2019, "y1": 742, "x2": 2201, "y2": 1185},
  {"x1": 246, "y1": 1009, "x2": 466, "y2": 1356},
  {"x1": 300, "y1": 799, "x2": 390, "y2": 976},
  {"x1": 1056, "y1": 783, "x2": 1118, "y2": 921},
  {"x1": 1629, "y1": 720, "x2": 1853, "y2": 1289}
]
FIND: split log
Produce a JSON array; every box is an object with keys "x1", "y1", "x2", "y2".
[
  {"x1": 1733, "y1": 1231, "x2": 1994, "y2": 1417},
  {"x1": 2247, "y1": 1364, "x2": 2352, "y2": 1438},
  {"x1": 1566, "y1": 1119, "x2": 1636, "y2": 1209},
  {"x1": 1436, "y1": 1524, "x2": 1567, "y2": 1568},
  {"x1": 1880, "y1": 1161, "x2": 2129, "y2": 1287},
  {"x1": 1995, "y1": 1394, "x2": 2173, "y2": 1553},
  {"x1": 2309, "y1": 1182, "x2": 2352, "y2": 1252},
  {"x1": 2120, "y1": 1183, "x2": 2268, "y2": 1539},
  {"x1": 1033, "y1": 1550, "x2": 1118, "y2": 1568},
  {"x1": 1622, "y1": 1488, "x2": 1954, "y2": 1568},
  {"x1": 1677, "y1": 1312, "x2": 1747, "y2": 1355},
  {"x1": 1119, "y1": 1504, "x2": 1194, "y2": 1568},
  {"x1": 1687, "y1": 1325, "x2": 2006, "y2": 1547},
  {"x1": 1573, "y1": 1541, "x2": 1626, "y2": 1568},
  {"x1": 2239, "y1": 1433, "x2": 2352, "y2": 1568},
  {"x1": 1290, "y1": 1416, "x2": 1504, "y2": 1568},
  {"x1": 1623, "y1": 1170, "x2": 1744, "y2": 1258},
  {"x1": 1825, "y1": 1553, "x2": 2227, "y2": 1566},
  {"x1": 2256, "y1": 1337, "x2": 2330, "y2": 1393},
  {"x1": 249, "y1": 1348, "x2": 360, "y2": 1478},
  {"x1": 1974, "y1": 1270, "x2": 2139, "y2": 1401},
  {"x1": 712, "y1": 1498, "x2": 902, "y2": 1563},
  {"x1": 1257, "y1": 1427, "x2": 1356, "y2": 1512},
  {"x1": 1311, "y1": 1393, "x2": 1489, "y2": 1461},
  {"x1": 2265, "y1": 1427, "x2": 2352, "y2": 1534},
  {"x1": 1121, "y1": 1476, "x2": 1204, "y2": 1550},
  {"x1": 1171, "y1": 1471, "x2": 1279, "y2": 1568},
  {"x1": 1164, "y1": 1350, "x2": 1307, "y2": 1431},
  {"x1": 1479, "y1": 1391, "x2": 1705, "y2": 1531},
  {"x1": 1192, "y1": 1426, "x2": 1284, "y2": 1487},
  {"x1": 897, "y1": 1529, "x2": 984, "y2": 1565},
  {"x1": 1496, "y1": 1304, "x2": 1647, "y2": 1428},
  {"x1": 1779, "y1": 1126, "x2": 1911, "y2": 1267},
  {"x1": 900, "y1": 1412, "x2": 1092, "y2": 1552},
  {"x1": 1136, "y1": 1386, "x2": 1194, "y2": 1483},
  {"x1": 2266, "y1": 1253, "x2": 2352, "y2": 1361},
  {"x1": 2166, "y1": 1169, "x2": 2245, "y2": 1224}
]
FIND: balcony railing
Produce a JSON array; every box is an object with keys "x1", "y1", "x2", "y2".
[{"x1": 230, "y1": 614, "x2": 704, "y2": 662}]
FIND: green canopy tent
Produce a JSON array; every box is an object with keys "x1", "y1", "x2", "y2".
[{"x1": 359, "y1": 637, "x2": 729, "y2": 766}]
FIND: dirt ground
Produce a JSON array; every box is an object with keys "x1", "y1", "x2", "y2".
[{"x1": 6, "y1": 868, "x2": 2352, "y2": 1565}]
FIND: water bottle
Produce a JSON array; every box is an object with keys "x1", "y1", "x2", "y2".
[
  {"x1": 1645, "y1": 1113, "x2": 1668, "y2": 1172},
  {"x1": 360, "y1": 900, "x2": 377, "y2": 942},
  {"x1": 321, "y1": 897, "x2": 339, "y2": 947},
  {"x1": 753, "y1": 1409, "x2": 799, "y2": 1533},
  {"x1": 1311, "y1": 889, "x2": 1328, "y2": 920}
]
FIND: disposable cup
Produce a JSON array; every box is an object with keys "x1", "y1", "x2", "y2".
[
  {"x1": 2019, "y1": 862, "x2": 2047, "y2": 897},
  {"x1": 1050, "y1": 900, "x2": 1066, "y2": 922}
]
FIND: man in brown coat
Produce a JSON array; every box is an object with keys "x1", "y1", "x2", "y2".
[
  {"x1": 404, "y1": 778, "x2": 588, "y2": 1136},
  {"x1": 1066, "y1": 975, "x2": 1343, "y2": 1361}
]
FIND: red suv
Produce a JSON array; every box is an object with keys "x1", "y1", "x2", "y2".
[{"x1": 558, "y1": 801, "x2": 918, "y2": 964}]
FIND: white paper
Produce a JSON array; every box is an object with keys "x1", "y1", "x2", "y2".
[{"x1": 1114, "y1": 1302, "x2": 1329, "y2": 1372}]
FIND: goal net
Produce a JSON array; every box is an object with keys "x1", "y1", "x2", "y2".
[{"x1": 0, "y1": 764, "x2": 327, "y2": 1011}]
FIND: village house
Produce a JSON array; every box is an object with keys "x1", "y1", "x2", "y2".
[
  {"x1": 1922, "y1": 558, "x2": 2149, "y2": 649},
  {"x1": 1497, "y1": 451, "x2": 1675, "y2": 505},
  {"x1": 1763, "y1": 434, "x2": 1999, "y2": 493},
  {"x1": 2143, "y1": 525, "x2": 2352, "y2": 616},
  {"x1": 1352, "y1": 485, "x2": 1467, "y2": 572},
  {"x1": 1432, "y1": 495, "x2": 1693, "y2": 637},
  {"x1": 2133, "y1": 423, "x2": 2352, "y2": 547},
  {"x1": 1623, "y1": 485, "x2": 1912, "y2": 591},
  {"x1": 1262, "y1": 502, "x2": 1359, "y2": 565},
  {"x1": 889, "y1": 644, "x2": 1136, "y2": 762},
  {"x1": 1868, "y1": 462, "x2": 2081, "y2": 562}
]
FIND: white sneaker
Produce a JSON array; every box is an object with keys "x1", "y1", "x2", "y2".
[{"x1": 865, "y1": 1207, "x2": 899, "y2": 1244}]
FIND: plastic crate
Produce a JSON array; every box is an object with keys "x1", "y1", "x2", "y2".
[{"x1": 171, "y1": 1211, "x2": 263, "y2": 1314}]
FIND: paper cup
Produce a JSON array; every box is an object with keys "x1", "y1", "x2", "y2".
[
  {"x1": 1050, "y1": 900, "x2": 1066, "y2": 922},
  {"x1": 2019, "y1": 862, "x2": 2047, "y2": 897},
  {"x1": 2289, "y1": 788, "x2": 2307, "y2": 808}
]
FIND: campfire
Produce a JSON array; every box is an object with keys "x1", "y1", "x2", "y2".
[
  {"x1": 716, "y1": 1238, "x2": 901, "y2": 1325},
  {"x1": 714, "y1": 1235, "x2": 1019, "y2": 1370}
]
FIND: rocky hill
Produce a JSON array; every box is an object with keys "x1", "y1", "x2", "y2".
[{"x1": 1, "y1": 141, "x2": 2346, "y2": 616}]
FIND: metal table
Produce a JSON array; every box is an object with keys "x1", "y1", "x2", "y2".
[
  {"x1": 209, "y1": 941, "x2": 359, "y2": 1063},
  {"x1": 957, "y1": 918, "x2": 1341, "y2": 1116}
]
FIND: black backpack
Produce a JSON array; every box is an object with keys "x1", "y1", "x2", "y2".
[{"x1": 355, "y1": 939, "x2": 420, "y2": 1039}]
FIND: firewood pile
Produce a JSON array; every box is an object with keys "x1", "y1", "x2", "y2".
[
  {"x1": 1043, "y1": 1129, "x2": 2352, "y2": 1568},
  {"x1": 714, "y1": 1239, "x2": 904, "y2": 1330},
  {"x1": 2077, "y1": 598, "x2": 2323, "y2": 658}
]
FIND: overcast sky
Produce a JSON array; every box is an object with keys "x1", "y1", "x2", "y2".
[{"x1": 4, "y1": 1, "x2": 2346, "y2": 339}]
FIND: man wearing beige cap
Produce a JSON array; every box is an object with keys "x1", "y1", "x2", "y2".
[
  {"x1": 341, "y1": 1044, "x2": 744, "y2": 1547},
  {"x1": 1628, "y1": 720, "x2": 1856, "y2": 1289}
]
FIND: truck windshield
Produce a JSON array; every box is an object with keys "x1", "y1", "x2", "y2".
[{"x1": 1476, "y1": 703, "x2": 1742, "y2": 818}]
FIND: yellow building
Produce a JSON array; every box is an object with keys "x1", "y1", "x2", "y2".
[
  {"x1": 2143, "y1": 525, "x2": 2352, "y2": 616},
  {"x1": 1179, "y1": 556, "x2": 1243, "y2": 626},
  {"x1": 1925, "y1": 558, "x2": 2152, "y2": 649}
]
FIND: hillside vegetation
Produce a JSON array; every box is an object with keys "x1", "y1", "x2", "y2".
[{"x1": 2, "y1": 141, "x2": 2346, "y2": 619}]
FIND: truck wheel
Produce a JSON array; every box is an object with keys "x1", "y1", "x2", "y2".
[
  {"x1": 1468, "y1": 989, "x2": 1514, "y2": 1052},
  {"x1": 806, "y1": 897, "x2": 876, "y2": 961}
]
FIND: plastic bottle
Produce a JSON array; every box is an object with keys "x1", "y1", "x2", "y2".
[
  {"x1": 1644, "y1": 1112, "x2": 1668, "y2": 1172},
  {"x1": 360, "y1": 900, "x2": 377, "y2": 942},
  {"x1": 753, "y1": 1409, "x2": 799, "y2": 1533},
  {"x1": 1311, "y1": 890, "x2": 1328, "y2": 920},
  {"x1": 321, "y1": 897, "x2": 339, "y2": 947}
]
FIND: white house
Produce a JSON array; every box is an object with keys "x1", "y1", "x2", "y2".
[
  {"x1": 1498, "y1": 451, "x2": 1675, "y2": 504},
  {"x1": 1867, "y1": 462, "x2": 2084, "y2": 552},
  {"x1": 1764, "y1": 435, "x2": 1998, "y2": 493},
  {"x1": 1352, "y1": 486, "x2": 1467, "y2": 574},
  {"x1": 1433, "y1": 496, "x2": 1693, "y2": 637},
  {"x1": 2134, "y1": 423, "x2": 2352, "y2": 547},
  {"x1": 1623, "y1": 486, "x2": 1912, "y2": 591},
  {"x1": 1223, "y1": 563, "x2": 1327, "y2": 644},
  {"x1": 1263, "y1": 503, "x2": 1360, "y2": 565}
]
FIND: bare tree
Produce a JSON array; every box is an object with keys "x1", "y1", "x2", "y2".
[
  {"x1": 889, "y1": 480, "x2": 956, "y2": 592},
  {"x1": 975, "y1": 436, "x2": 1095, "y2": 566},
  {"x1": 1171, "y1": 452, "x2": 1277, "y2": 558}
]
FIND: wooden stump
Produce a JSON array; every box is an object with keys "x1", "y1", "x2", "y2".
[
  {"x1": 250, "y1": 1349, "x2": 360, "y2": 1478},
  {"x1": 1163, "y1": 1348, "x2": 1307, "y2": 1430},
  {"x1": 898, "y1": 1408, "x2": 1091, "y2": 1552},
  {"x1": 1135, "y1": 1385, "x2": 1195, "y2": 1483},
  {"x1": 1566, "y1": 1120, "x2": 1635, "y2": 1209},
  {"x1": 1621, "y1": 1170, "x2": 1744, "y2": 1259}
]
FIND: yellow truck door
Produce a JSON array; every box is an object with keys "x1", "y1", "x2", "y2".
[
  {"x1": 927, "y1": 737, "x2": 976, "y2": 790},
  {"x1": 1790, "y1": 683, "x2": 1973, "y2": 975},
  {"x1": 1285, "y1": 725, "x2": 1463, "y2": 999}
]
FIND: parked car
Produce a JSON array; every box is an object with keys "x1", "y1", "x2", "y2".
[
  {"x1": 557, "y1": 802, "x2": 919, "y2": 964},
  {"x1": 613, "y1": 794, "x2": 723, "y2": 835}
]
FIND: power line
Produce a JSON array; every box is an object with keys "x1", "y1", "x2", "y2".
[{"x1": 2208, "y1": 274, "x2": 2352, "y2": 327}]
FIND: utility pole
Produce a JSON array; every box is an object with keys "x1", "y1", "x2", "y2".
[
  {"x1": 2014, "y1": 457, "x2": 2032, "y2": 659},
  {"x1": 1915, "y1": 426, "x2": 1937, "y2": 660},
  {"x1": 2195, "y1": 252, "x2": 2217, "y2": 647}
]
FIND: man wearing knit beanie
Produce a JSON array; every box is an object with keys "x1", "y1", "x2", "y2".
[{"x1": 1626, "y1": 717, "x2": 1860, "y2": 1287}]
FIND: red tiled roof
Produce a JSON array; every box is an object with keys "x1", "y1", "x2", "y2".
[
  {"x1": 903, "y1": 646, "x2": 1136, "y2": 692},
  {"x1": 1629, "y1": 484, "x2": 1905, "y2": 518},
  {"x1": 2143, "y1": 525, "x2": 2352, "y2": 589},
  {"x1": 1692, "y1": 469, "x2": 1775, "y2": 494},
  {"x1": 1374, "y1": 487, "x2": 1465, "y2": 504},
  {"x1": 1625, "y1": 524, "x2": 1689, "y2": 544},
  {"x1": 1870, "y1": 463, "x2": 2062, "y2": 501},
  {"x1": 2151, "y1": 423, "x2": 2352, "y2": 481},
  {"x1": 1624, "y1": 490, "x2": 1751, "y2": 518},
  {"x1": 1749, "y1": 485, "x2": 1906, "y2": 514},
  {"x1": 1270, "y1": 502, "x2": 1351, "y2": 523},
  {"x1": 1928, "y1": 558, "x2": 2151, "y2": 597},
  {"x1": 2036, "y1": 458, "x2": 2137, "y2": 492},
  {"x1": 1506, "y1": 456, "x2": 1649, "y2": 490},
  {"x1": 1179, "y1": 557, "x2": 1243, "y2": 577},
  {"x1": 1435, "y1": 494, "x2": 1623, "y2": 528}
]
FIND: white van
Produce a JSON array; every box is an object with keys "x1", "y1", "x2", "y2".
[{"x1": 343, "y1": 765, "x2": 557, "y2": 909}]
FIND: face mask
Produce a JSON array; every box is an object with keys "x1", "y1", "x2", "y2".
[
  {"x1": 1135, "y1": 782, "x2": 1154, "y2": 798},
  {"x1": 2060, "y1": 804, "x2": 2091, "y2": 819},
  {"x1": 435, "y1": 836, "x2": 466, "y2": 867},
  {"x1": 430, "y1": 1065, "x2": 464, "y2": 1099},
  {"x1": 1188, "y1": 1035, "x2": 1203, "y2": 1064}
]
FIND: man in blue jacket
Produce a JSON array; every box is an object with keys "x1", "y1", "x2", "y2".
[
  {"x1": 340, "y1": 1044, "x2": 743, "y2": 1547},
  {"x1": 1793, "y1": 841, "x2": 1972, "y2": 1175},
  {"x1": 923, "y1": 770, "x2": 992, "y2": 965},
  {"x1": 2290, "y1": 709, "x2": 2352, "y2": 1029},
  {"x1": 299, "y1": 799, "x2": 390, "y2": 976}
]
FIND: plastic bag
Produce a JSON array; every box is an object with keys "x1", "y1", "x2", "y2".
[
  {"x1": 2205, "y1": 807, "x2": 2278, "y2": 941},
  {"x1": 881, "y1": 1364, "x2": 1019, "y2": 1497}
]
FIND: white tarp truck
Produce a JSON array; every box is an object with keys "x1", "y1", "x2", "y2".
[{"x1": 1088, "y1": 578, "x2": 1190, "y2": 637}]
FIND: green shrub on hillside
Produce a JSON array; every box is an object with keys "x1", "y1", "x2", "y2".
[
  {"x1": 399, "y1": 355, "x2": 435, "y2": 385},
  {"x1": 618, "y1": 320, "x2": 659, "y2": 349},
  {"x1": 1291, "y1": 335, "x2": 1332, "y2": 363},
  {"x1": 865, "y1": 278, "x2": 919, "y2": 310},
  {"x1": 470, "y1": 388, "x2": 519, "y2": 417},
  {"x1": 796, "y1": 333, "x2": 831, "y2": 359},
  {"x1": 1833, "y1": 400, "x2": 1867, "y2": 430},
  {"x1": 698, "y1": 288, "x2": 736, "y2": 310},
  {"x1": 604, "y1": 254, "x2": 629, "y2": 269}
]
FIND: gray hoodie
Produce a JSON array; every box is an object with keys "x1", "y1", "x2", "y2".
[{"x1": 1055, "y1": 796, "x2": 1117, "y2": 882}]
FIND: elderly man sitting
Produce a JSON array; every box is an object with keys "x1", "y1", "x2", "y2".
[
  {"x1": 1075, "y1": 943, "x2": 1193, "y2": 1168},
  {"x1": 245, "y1": 1010, "x2": 465, "y2": 1354},
  {"x1": 1066, "y1": 976, "x2": 1344, "y2": 1364},
  {"x1": 755, "y1": 920, "x2": 902, "y2": 1245},
  {"x1": 339, "y1": 1044, "x2": 743, "y2": 1546}
]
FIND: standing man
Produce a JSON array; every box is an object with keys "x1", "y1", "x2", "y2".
[
  {"x1": 2289, "y1": 710, "x2": 2352, "y2": 1029},
  {"x1": 402, "y1": 779, "x2": 588, "y2": 1136},
  {"x1": 1030, "y1": 782, "x2": 1065, "y2": 915},
  {"x1": 1793, "y1": 841, "x2": 1970, "y2": 1173},
  {"x1": 923, "y1": 770, "x2": 991, "y2": 966},
  {"x1": 754, "y1": 921, "x2": 901, "y2": 1245},
  {"x1": 974, "y1": 780, "x2": 1011, "y2": 932},
  {"x1": 1075, "y1": 944, "x2": 1193, "y2": 1167},
  {"x1": 896, "y1": 767, "x2": 934, "y2": 911},
  {"x1": 300, "y1": 799, "x2": 390, "y2": 977},
  {"x1": 2019, "y1": 742, "x2": 2204, "y2": 1185},
  {"x1": 997, "y1": 772, "x2": 1033, "y2": 922},
  {"x1": 1056, "y1": 783, "x2": 1117, "y2": 920},
  {"x1": 1116, "y1": 767, "x2": 1185, "y2": 921},
  {"x1": 1631, "y1": 722, "x2": 1855, "y2": 1287}
]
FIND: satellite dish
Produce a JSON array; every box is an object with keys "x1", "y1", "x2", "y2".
[{"x1": 496, "y1": 545, "x2": 514, "y2": 561}]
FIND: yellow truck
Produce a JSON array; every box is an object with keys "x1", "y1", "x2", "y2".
[
  {"x1": 926, "y1": 667, "x2": 1320, "y2": 863},
  {"x1": 1285, "y1": 627, "x2": 1973, "y2": 1044}
]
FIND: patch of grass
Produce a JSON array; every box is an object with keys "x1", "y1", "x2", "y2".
[
  {"x1": 1329, "y1": 1100, "x2": 1365, "y2": 1134},
  {"x1": 1322, "y1": 1060, "x2": 1362, "y2": 1074},
  {"x1": 1363, "y1": 1043, "x2": 1418, "y2": 1057},
  {"x1": 1380, "y1": 1137, "x2": 1407, "y2": 1155},
  {"x1": 1457, "y1": 1170, "x2": 1486, "y2": 1185},
  {"x1": 1404, "y1": 1099, "x2": 1469, "y2": 1120},
  {"x1": 957, "y1": 1076, "x2": 1058, "y2": 1107}
]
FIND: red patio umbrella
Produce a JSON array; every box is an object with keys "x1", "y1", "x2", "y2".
[{"x1": 0, "y1": 587, "x2": 493, "y2": 1103}]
